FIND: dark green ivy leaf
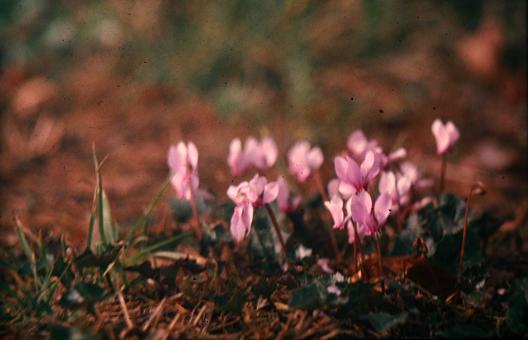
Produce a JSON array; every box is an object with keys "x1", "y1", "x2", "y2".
[{"x1": 362, "y1": 311, "x2": 408, "y2": 333}]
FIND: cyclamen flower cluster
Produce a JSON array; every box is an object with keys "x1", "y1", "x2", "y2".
[
  {"x1": 287, "y1": 141, "x2": 323, "y2": 182},
  {"x1": 228, "y1": 137, "x2": 278, "y2": 176},
  {"x1": 168, "y1": 119, "x2": 458, "y2": 248},
  {"x1": 167, "y1": 142, "x2": 199, "y2": 200},
  {"x1": 325, "y1": 128, "x2": 437, "y2": 244},
  {"x1": 227, "y1": 174, "x2": 279, "y2": 242}
]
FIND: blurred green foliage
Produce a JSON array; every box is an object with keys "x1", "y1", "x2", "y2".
[{"x1": 0, "y1": 0, "x2": 525, "y2": 125}]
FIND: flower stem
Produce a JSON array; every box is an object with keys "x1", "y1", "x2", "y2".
[
  {"x1": 265, "y1": 204, "x2": 287, "y2": 258},
  {"x1": 375, "y1": 235, "x2": 385, "y2": 293},
  {"x1": 439, "y1": 153, "x2": 447, "y2": 194},
  {"x1": 458, "y1": 182, "x2": 486, "y2": 281},
  {"x1": 353, "y1": 222, "x2": 367, "y2": 280},
  {"x1": 189, "y1": 188, "x2": 203, "y2": 240}
]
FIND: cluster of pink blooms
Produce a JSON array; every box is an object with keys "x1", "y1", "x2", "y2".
[
  {"x1": 228, "y1": 137, "x2": 278, "y2": 176},
  {"x1": 167, "y1": 118, "x2": 459, "y2": 247},
  {"x1": 287, "y1": 141, "x2": 324, "y2": 182},
  {"x1": 324, "y1": 125, "x2": 449, "y2": 244},
  {"x1": 227, "y1": 174, "x2": 279, "y2": 242},
  {"x1": 167, "y1": 142, "x2": 200, "y2": 200}
]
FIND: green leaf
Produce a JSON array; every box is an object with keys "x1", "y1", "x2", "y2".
[
  {"x1": 431, "y1": 225, "x2": 482, "y2": 273},
  {"x1": 127, "y1": 232, "x2": 193, "y2": 263},
  {"x1": 362, "y1": 312, "x2": 408, "y2": 333},
  {"x1": 101, "y1": 190, "x2": 116, "y2": 244},
  {"x1": 75, "y1": 246, "x2": 120, "y2": 269},
  {"x1": 170, "y1": 198, "x2": 193, "y2": 223},
  {"x1": 506, "y1": 277, "x2": 528, "y2": 335},
  {"x1": 289, "y1": 283, "x2": 326, "y2": 310},
  {"x1": 436, "y1": 324, "x2": 490, "y2": 338},
  {"x1": 125, "y1": 176, "x2": 171, "y2": 246},
  {"x1": 249, "y1": 209, "x2": 281, "y2": 267},
  {"x1": 15, "y1": 225, "x2": 39, "y2": 289},
  {"x1": 92, "y1": 148, "x2": 107, "y2": 245}
]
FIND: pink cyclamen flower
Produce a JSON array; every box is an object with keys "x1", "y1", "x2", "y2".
[
  {"x1": 324, "y1": 196, "x2": 346, "y2": 229},
  {"x1": 288, "y1": 141, "x2": 324, "y2": 182},
  {"x1": 227, "y1": 174, "x2": 279, "y2": 242},
  {"x1": 245, "y1": 137, "x2": 278, "y2": 170},
  {"x1": 378, "y1": 171, "x2": 412, "y2": 209},
  {"x1": 227, "y1": 138, "x2": 247, "y2": 176},
  {"x1": 277, "y1": 176, "x2": 301, "y2": 213},
  {"x1": 335, "y1": 151, "x2": 381, "y2": 198},
  {"x1": 431, "y1": 119, "x2": 460, "y2": 155},
  {"x1": 348, "y1": 191, "x2": 392, "y2": 236},
  {"x1": 399, "y1": 161, "x2": 433, "y2": 189},
  {"x1": 381, "y1": 147, "x2": 407, "y2": 169},
  {"x1": 347, "y1": 130, "x2": 382, "y2": 160},
  {"x1": 167, "y1": 142, "x2": 199, "y2": 200},
  {"x1": 227, "y1": 137, "x2": 278, "y2": 175}
]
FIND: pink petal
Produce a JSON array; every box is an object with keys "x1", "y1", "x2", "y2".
[
  {"x1": 388, "y1": 147, "x2": 407, "y2": 162},
  {"x1": 400, "y1": 161, "x2": 418, "y2": 183},
  {"x1": 446, "y1": 121, "x2": 460, "y2": 147},
  {"x1": 348, "y1": 191, "x2": 372, "y2": 227},
  {"x1": 361, "y1": 151, "x2": 380, "y2": 184},
  {"x1": 307, "y1": 147, "x2": 324, "y2": 169},
  {"x1": 338, "y1": 181, "x2": 356, "y2": 199},
  {"x1": 262, "y1": 181, "x2": 279, "y2": 204},
  {"x1": 167, "y1": 145, "x2": 184, "y2": 171},
  {"x1": 374, "y1": 193, "x2": 392, "y2": 226},
  {"x1": 379, "y1": 171, "x2": 396, "y2": 195},
  {"x1": 261, "y1": 137, "x2": 278, "y2": 168},
  {"x1": 324, "y1": 196, "x2": 344, "y2": 229},
  {"x1": 327, "y1": 179, "x2": 340, "y2": 199},
  {"x1": 230, "y1": 204, "x2": 254, "y2": 242},
  {"x1": 346, "y1": 157, "x2": 362, "y2": 189},
  {"x1": 334, "y1": 156, "x2": 348, "y2": 181},
  {"x1": 187, "y1": 142, "x2": 199, "y2": 170},
  {"x1": 347, "y1": 130, "x2": 368, "y2": 156},
  {"x1": 432, "y1": 119, "x2": 450, "y2": 154},
  {"x1": 249, "y1": 174, "x2": 267, "y2": 196},
  {"x1": 228, "y1": 138, "x2": 245, "y2": 175}
]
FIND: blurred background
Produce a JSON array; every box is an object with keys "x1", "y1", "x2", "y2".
[{"x1": 1, "y1": 0, "x2": 526, "y2": 243}]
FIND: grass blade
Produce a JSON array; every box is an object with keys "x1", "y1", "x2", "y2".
[
  {"x1": 127, "y1": 232, "x2": 192, "y2": 263},
  {"x1": 125, "y1": 176, "x2": 172, "y2": 246},
  {"x1": 15, "y1": 222, "x2": 39, "y2": 290},
  {"x1": 92, "y1": 147, "x2": 108, "y2": 245}
]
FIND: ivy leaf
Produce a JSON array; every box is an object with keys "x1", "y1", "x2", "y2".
[
  {"x1": 362, "y1": 312, "x2": 408, "y2": 333},
  {"x1": 431, "y1": 225, "x2": 483, "y2": 273},
  {"x1": 506, "y1": 277, "x2": 528, "y2": 335},
  {"x1": 289, "y1": 283, "x2": 326, "y2": 310}
]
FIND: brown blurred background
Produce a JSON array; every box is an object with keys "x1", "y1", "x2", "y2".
[{"x1": 0, "y1": 0, "x2": 526, "y2": 244}]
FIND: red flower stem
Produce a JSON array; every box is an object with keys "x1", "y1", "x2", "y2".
[
  {"x1": 265, "y1": 204, "x2": 287, "y2": 258},
  {"x1": 353, "y1": 238, "x2": 358, "y2": 274},
  {"x1": 314, "y1": 171, "x2": 329, "y2": 202},
  {"x1": 353, "y1": 222, "x2": 367, "y2": 280},
  {"x1": 315, "y1": 170, "x2": 341, "y2": 261},
  {"x1": 189, "y1": 187, "x2": 203, "y2": 240},
  {"x1": 375, "y1": 235, "x2": 385, "y2": 293},
  {"x1": 439, "y1": 153, "x2": 447, "y2": 194},
  {"x1": 458, "y1": 182, "x2": 486, "y2": 281}
]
